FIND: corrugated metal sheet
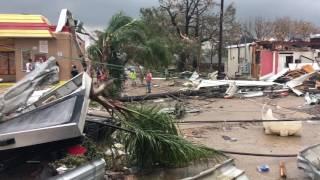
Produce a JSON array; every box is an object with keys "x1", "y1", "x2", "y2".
[
  {"x1": 50, "y1": 158, "x2": 106, "y2": 180},
  {"x1": 182, "y1": 159, "x2": 249, "y2": 180},
  {"x1": 297, "y1": 144, "x2": 320, "y2": 180},
  {"x1": 0, "y1": 14, "x2": 53, "y2": 38}
]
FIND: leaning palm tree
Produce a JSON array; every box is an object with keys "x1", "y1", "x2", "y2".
[
  {"x1": 88, "y1": 12, "x2": 221, "y2": 171},
  {"x1": 88, "y1": 12, "x2": 172, "y2": 87}
]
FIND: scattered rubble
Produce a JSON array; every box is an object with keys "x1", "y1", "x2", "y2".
[{"x1": 298, "y1": 144, "x2": 320, "y2": 180}]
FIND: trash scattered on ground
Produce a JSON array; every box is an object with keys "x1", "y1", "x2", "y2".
[
  {"x1": 305, "y1": 92, "x2": 320, "y2": 105},
  {"x1": 67, "y1": 145, "x2": 87, "y2": 156},
  {"x1": 189, "y1": 71, "x2": 200, "y2": 81},
  {"x1": 167, "y1": 81, "x2": 175, "y2": 86},
  {"x1": 257, "y1": 164, "x2": 270, "y2": 173},
  {"x1": 224, "y1": 82, "x2": 238, "y2": 99},
  {"x1": 185, "y1": 109, "x2": 201, "y2": 113},
  {"x1": 280, "y1": 161, "x2": 287, "y2": 178},
  {"x1": 242, "y1": 91, "x2": 264, "y2": 98},
  {"x1": 208, "y1": 71, "x2": 218, "y2": 80},
  {"x1": 153, "y1": 99, "x2": 165, "y2": 103},
  {"x1": 222, "y1": 135, "x2": 238, "y2": 142},
  {"x1": 298, "y1": 143, "x2": 320, "y2": 179},
  {"x1": 56, "y1": 165, "x2": 70, "y2": 174}
]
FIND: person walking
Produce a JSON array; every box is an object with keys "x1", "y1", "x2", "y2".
[
  {"x1": 26, "y1": 59, "x2": 34, "y2": 73},
  {"x1": 145, "y1": 70, "x2": 152, "y2": 93},
  {"x1": 129, "y1": 70, "x2": 137, "y2": 86}
]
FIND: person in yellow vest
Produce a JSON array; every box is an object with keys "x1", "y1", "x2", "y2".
[{"x1": 129, "y1": 70, "x2": 137, "y2": 86}]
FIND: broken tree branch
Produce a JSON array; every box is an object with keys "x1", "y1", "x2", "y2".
[{"x1": 117, "y1": 88, "x2": 226, "y2": 102}]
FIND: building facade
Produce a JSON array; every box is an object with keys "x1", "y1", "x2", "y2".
[{"x1": 0, "y1": 14, "x2": 84, "y2": 82}]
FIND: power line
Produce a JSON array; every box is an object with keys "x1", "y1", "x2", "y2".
[{"x1": 175, "y1": 118, "x2": 320, "y2": 124}]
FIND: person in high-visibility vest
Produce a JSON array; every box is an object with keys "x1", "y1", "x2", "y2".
[{"x1": 129, "y1": 70, "x2": 137, "y2": 86}]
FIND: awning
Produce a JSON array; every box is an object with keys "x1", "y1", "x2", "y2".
[{"x1": 0, "y1": 14, "x2": 53, "y2": 38}]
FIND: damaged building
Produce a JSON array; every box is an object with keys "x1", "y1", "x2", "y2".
[
  {"x1": 0, "y1": 11, "x2": 85, "y2": 82},
  {"x1": 226, "y1": 37, "x2": 320, "y2": 80}
]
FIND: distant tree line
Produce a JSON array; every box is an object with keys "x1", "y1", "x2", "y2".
[
  {"x1": 87, "y1": 0, "x2": 320, "y2": 78},
  {"x1": 241, "y1": 17, "x2": 320, "y2": 41}
]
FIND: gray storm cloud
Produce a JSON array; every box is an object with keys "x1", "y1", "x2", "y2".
[{"x1": 0, "y1": 0, "x2": 319, "y2": 30}]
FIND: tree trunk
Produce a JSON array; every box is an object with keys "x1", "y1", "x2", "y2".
[
  {"x1": 117, "y1": 88, "x2": 226, "y2": 102},
  {"x1": 178, "y1": 52, "x2": 187, "y2": 72}
]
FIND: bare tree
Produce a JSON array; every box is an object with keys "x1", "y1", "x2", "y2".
[
  {"x1": 240, "y1": 19, "x2": 255, "y2": 40},
  {"x1": 159, "y1": 0, "x2": 240, "y2": 71},
  {"x1": 293, "y1": 20, "x2": 318, "y2": 40},
  {"x1": 254, "y1": 17, "x2": 273, "y2": 40},
  {"x1": 273, "y1": 17, "x2": 292, "y2": 41},
  {"x1": 159, "y1": 0, "x2": 214, "y2": 41}
]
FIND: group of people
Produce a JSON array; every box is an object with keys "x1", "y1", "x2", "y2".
[
  {"x1": 25, "y1": 58, "x2": 80, "y2": 80},
  {"x1": 128, "y1": 69, "x2": 153, "y2": 93},
  {"x1": 25, "y1": 57, "x2": 46, "y2": 73},
  {"x1": 27, "y1": 59, "x2": 153, "y2": 93}
]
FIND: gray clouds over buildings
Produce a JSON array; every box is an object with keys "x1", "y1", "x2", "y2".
[{"x1": 0, "y1": 0, "x2": 319, "y2": 30}]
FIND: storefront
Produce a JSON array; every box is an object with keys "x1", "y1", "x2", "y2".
[{"x1": 0, "y1": 14, "x2": 84, "y2": 82}]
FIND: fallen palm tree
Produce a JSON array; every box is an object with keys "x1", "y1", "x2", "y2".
[{"x1": 90, "y1": 83, "x2": 222, "y2": 169}]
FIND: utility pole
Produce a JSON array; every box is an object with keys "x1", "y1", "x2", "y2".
[{"x1": 217, "y1": 0, "x2": 224, "y2": 79}]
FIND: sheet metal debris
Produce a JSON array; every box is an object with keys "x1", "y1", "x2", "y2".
[
  {"x1": 0, "y1": 57, "x2": 59, "y2": 121},
  {"x1": 298, "y1": 144, "x2": 320, "y2": 180},
  {"x1": 50, "y1": 158, "x2": 106, "y2": 180},
  {"x1": 181, "y1": 159, "x2": 248, "y2": 180},
  {"x1": 0, "y1": 73, "x2": 91, "y2": 150}
]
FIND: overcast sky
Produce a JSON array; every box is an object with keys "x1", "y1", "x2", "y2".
[{"x1": 0, "y1": 0, "x2": 319, "y2": 30}]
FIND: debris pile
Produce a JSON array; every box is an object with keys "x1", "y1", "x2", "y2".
[{"x1": 176, "y1": 63, "x2": 320, "y2": 99}]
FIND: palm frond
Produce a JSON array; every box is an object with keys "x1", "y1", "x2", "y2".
[
  {"x1": 117, "y1": 105, "x2": 219, "y2": 168},
  {"x1": 107, "y1": 12, "x2": 133, "y2": 34}
]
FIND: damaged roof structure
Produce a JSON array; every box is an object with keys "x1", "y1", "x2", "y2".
[{"x1": 226, "y1": 38, "x2": 320, "y2": 80}]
